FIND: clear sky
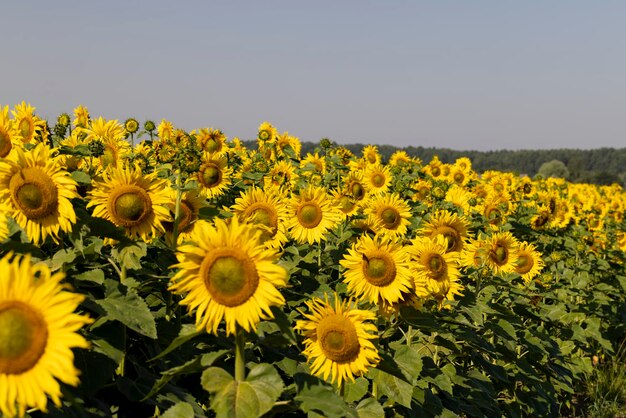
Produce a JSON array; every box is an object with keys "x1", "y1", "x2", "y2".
[{"x1": 2, "y1": 1, "x2": 625, "y2": 151}]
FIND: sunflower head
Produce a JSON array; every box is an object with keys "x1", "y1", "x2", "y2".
[
  {"x1": 295, "y1": 294, "x2": 380, "y2": 386},
  {"x1": 420, "y1": 210, "x2": 469, "y2": 253},
  {"x1": 0, "y1": 253, "x2": 92, "y2": 418},
  {"x1": 169, "y1": 216, "x2": 288, "y2": 336}
]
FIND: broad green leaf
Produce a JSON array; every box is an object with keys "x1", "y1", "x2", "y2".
[
  {"x1": 201, "y1": 364, "x2": 284, "y2": 418},
  {"x1": 356, "y1": 398, "x2": 384, "y2": 418},
  {"x1": 73, "y1": 268, "x2": 105, "y2": 284},
  {"x1": 344, "y1": 377, "x2": 369, "y2": 403},
  {"x1": 95, "y1": 279, "x2": 157, "y2": 338},
  {"x1": 393, "y1": 345, "x2": 423, "y2": 383},
  {"x1": 369, "y1": 368, "x2": 413, "y2": 408},
  {"x1": 111, "y1": 242, "x2": 147, "y2": 271},
  {"x1": 161, "y1": 402, "x2": 194, "y2": 418},
  {"x1": 150, "y1": 324, "x2": 204, "y2": 361},
  {"x1": 71, "y1": 170, "x2": 92, "y2": 185},
  {"x1": 295, "y1": 384, "x2": 358, "y2": 417}
]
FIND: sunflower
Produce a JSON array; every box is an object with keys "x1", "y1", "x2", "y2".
[
  {"x1": 231, "y1": 186, "x2": 289, "y2": 249},
  {"x1": 361, "y1": 145, "x2": 381, "y2": 165},
  {"x1": 257, "y1": 121, "x2": 278, "y2": 143},
  {"x1": 264, "y1": 160, "x2": 299, "y2": 191},
  {"x1": 196, "y1": 155, "x2": 232, "y2": 199},
  {"x1": 515, "y1": 242, "x2": 544, "y2": 283},
  {"x1": 454, "y1": 157, "x2": 472, "y2": 173},
  {"x1": 389, "y1": 151, "x2": 412, "y2": 167},
  {"x1": 408, "y1": 235, "x2": 464, "y2": 306},
  {"x1": 420, "y1": 210, "x2": 469, "y2": 253},
  {"x1": 363, "y1": 164, "x2": 392, "y2": 195},
  {"x1": 0, "y1": 104, "x2": 17, "y2": 158},
  {"x1": 195, "y1": 127, "x2": 227, "y2": 155},
  {"x1": 72, "y1": 105, "x2": 90, "y2": 128},
  {"x1": 157, "y1": 119, "x2": 175, "y2": 141},
  {"x1": 365, "y1": 193, "x2": 412, "y2": 238},
  {"x1": 82, "y1": 117, "x2": 131, "y2": 170},
  {"x1": 483, "y1": 231, "x2": 520, "y2": 276},
  {"x1": 12, "y1": 102, "x2": 44, "y2": 144},
  {"x1": 340, "y1": 234, "x2": 413, "y2": 306},
  {"x1": 276, "y1": 132, "x2": 302, "y2": 159},
  {"x1": 300, "y1": 152, "x2": 326, "y2": 176},
  {"x1": 0, "y1": 144, "x2": 78, "y2": 245},
  {"x1": 344, "y1": 170, "x2": 369, "y2": 203},
  {"x1": 295, "y1": 294, "x2": 380, "y2": 386},
  {"x1": 0, "y1": 253, "x2": 92, "y2": 418},
  {"x1": 423, "y1": 155, "x2": 444, "y2": 179},
  {"x1": 330, "y1": 189, "x2": 359, "y2": 218},
  {"x1": 287, "y1": 186, "x2": 342, "y2": 244},
  {"x1": 87, "y1": 164, "x2": 171, "y2": 242},
  {"x1": 169, "y1": 216, "x2": 287, "y2": 335},
  {"x1": 445, "y1": 185, "x2": 472, "y2": 214}
]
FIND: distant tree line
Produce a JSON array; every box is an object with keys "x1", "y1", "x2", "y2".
[{"x1": 242, "y1": 139, "x2": 625, "y2": 186}]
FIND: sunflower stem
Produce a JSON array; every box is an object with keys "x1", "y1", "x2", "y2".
[
  {"x1": 235, "y1": 326, "x2": 246, "y2": 382},
  {"x1": 171, "y1": 174, "x2": 183, "y2": 250}
]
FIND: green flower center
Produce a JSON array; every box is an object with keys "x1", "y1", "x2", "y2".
[
  {"x1": 0, "y1": 129, "x2": 12, "y2": 158},
  {"x1": 202, "y1": 251, "x2": 259, "y2": 307},
  {"x1": 10, "y1": 167, "x2": 59, "y2": 220},
  {"x1": 380, "y1": 208, "x2": 400, "y2": 229},
  {"x1": 351, "y1": 183, "x2": 365, "y2": 200},
  {"x1": 491, "y1": 243, "x2": 508, "y2": 265},
  {"x1": 298, "y1": 203, "x2": 322, "y2": 228},
  {"x1": 202, "y1": 166, "x2": 221, "y2": 188},
  {"x1": 109, "y1": 185, "x2": 152, "y2": 227},
  {"x1": 363, "y1": 254, "x2": 396, "y2": 286},
  {"x1": 0, "y1": 301, "x2": 48, "y2": 375},
  {"x1": 19, "y1": 118, "x2": 33, "y2": 141}
]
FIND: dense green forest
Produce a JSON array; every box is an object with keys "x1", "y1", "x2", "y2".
[{"x1": 296, "y1": 141, "x2": 626, "y2": 186}]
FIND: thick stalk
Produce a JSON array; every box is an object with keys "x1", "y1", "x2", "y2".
[
  {"x1": 235, "y1": 326, "x2": 246, "y2": 382},
  {"x1": 171, "y1": 174, "x2": 183, "y2": 249}
]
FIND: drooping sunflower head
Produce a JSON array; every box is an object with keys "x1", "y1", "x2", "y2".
[
  {"x1": 169, "y1": 216, "x2": 288, "y2": 336},
  {"x1": 0, "y1": 253, "x2": 92, "y2": 418},
  {"x1": 300, "y1": 152, "x2": 326, "y2": 176},
  {"x1": 295, "y1": 294, "x2": 380, "y2": 386},
  {"x1": 0, "y1": 144, "x2": 78, "y2": 245},
  {"x1": 231, "y1": 186, "x2": 289, "y2": 249},
  {"x1": 72, "y1": 105, "x2": 90, "y2": 128},
  {"x1": 340, "y1": 234, "x2": 413, "y2": 306},
  {"x1": 87, "y1": 164, "x2": 171, "y2": 242},
  {"x1": 366, "y1": 193, "x2": 412, "y2": 238},
  {"x1": 83, "y1": 117, "x2": 131, "y2": 170},
  {"x1": 330, "y1": 189, "x2": 360, "y2": 218},
  {"x1": 287, "y1": 185, "x2": 342, "y2": 244},
  {"x1": 484, "y1": 231, "x2": 520, "y2": 276},
  {"x1": 420, "y1": 210, "x2": 469, "y2": 253},
  {"x1": 276, "y1": 132, "x2": 302, "y2": 159},
  {"x1": 515, "y1": 242, "x2": 544, "y2": 283},
  {"x1": 157, "y1": 119, "x2": 175, "y2": 141}
]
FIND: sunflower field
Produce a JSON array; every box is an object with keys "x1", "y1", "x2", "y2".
[{"x1": 1, "y1": 103, "x2": 626, "y2": 418}]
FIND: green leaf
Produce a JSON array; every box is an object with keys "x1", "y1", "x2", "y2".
[
  {"x1": 71, "y1": 170, "x2": 92, "y2": 185},
  {"x1": 394, "y1": 345, "x2": 423, "y2": 383},
  {"x1": 111, "y1": 242, "x2": 147, "y2": 271},
  {"x1": 201, "y1": 364, "x2": 284, "y2": 418},
  {"x1": 51, "y1": 248, "x2": 76, "y2": 271},
  {"x1": 356, "y1": 398, "x2": 384, "y2": 418},
  {"x1": 344, "y1": 377, "x2": 369, "y2": 403},
  {"x1": 161, "y1": 402, "x2": 194, "y2": 418},
  {"x1": 295, "y1": 384, "x2": 358, "y2": 417},
  {"x1": 95, "y1": 279, "x2": 157, "y2": 338},
  {"x1": 150, "y1": 324, "x2": 203, "y2": 361},
  {"x1": 73, "y1": 268, "x2": 105, "y2": 284},
  {"x1": 246, "y1": 363, "x2": 284, "y2": 416},
  {"x1": 369, "y1": 368, "x2": 413, "y2": 408}
]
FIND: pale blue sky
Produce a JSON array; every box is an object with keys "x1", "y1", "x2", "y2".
[{"x1": 2, "y1": 1, "x2": 625, "y2": 151}]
